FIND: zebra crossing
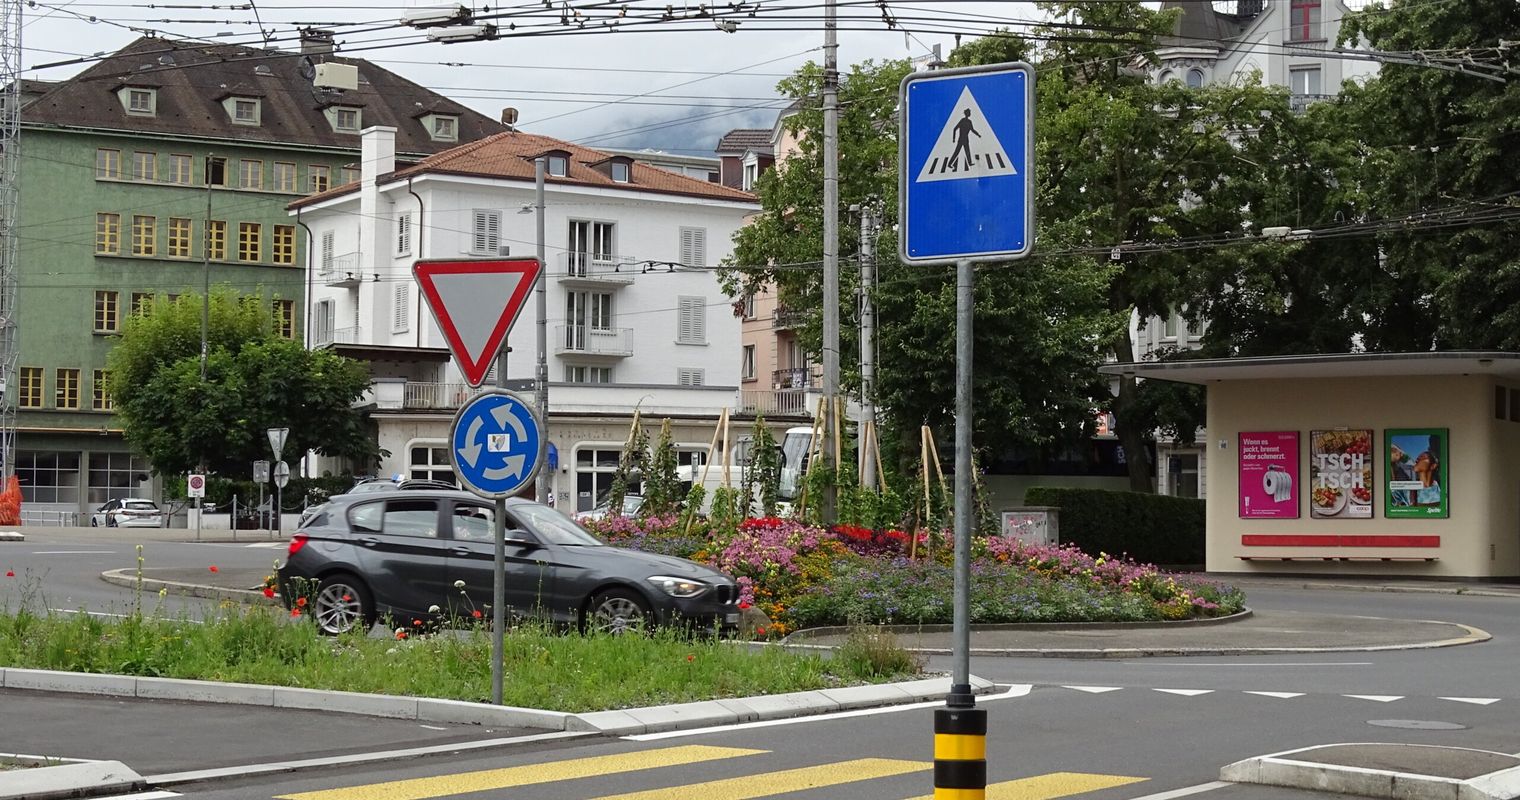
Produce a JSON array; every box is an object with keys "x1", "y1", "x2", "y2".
[
  {"x1": 1057, "y1": 685, "x2": 1504, "y2": 705},
  {"x1": 272, "y1": 744, "x2": 1148, "y2": 800}
]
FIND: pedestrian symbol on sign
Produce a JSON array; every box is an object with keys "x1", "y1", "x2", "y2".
[{"x1": 915, "y1": 86, "x2": 1017, "y2": 183}]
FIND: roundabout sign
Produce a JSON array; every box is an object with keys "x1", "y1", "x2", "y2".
[{"x1": 449, "y1": 390, "x2": 544, "y2": 500}]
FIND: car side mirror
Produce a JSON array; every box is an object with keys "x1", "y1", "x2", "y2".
[{"x1": 503, "y1": 529, "x2": 537, "y2": 547}]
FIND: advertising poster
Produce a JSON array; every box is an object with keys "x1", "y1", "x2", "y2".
[
  {"x1": 1238, "y1": 431, "x2": 1300, "y2": 519},
  {"x1": 1310, "y1": 430, "x2": 1373, "y2": 519},
  {"x1": 1386, "y1": 428, "x2": 1449, "y2": 518}
]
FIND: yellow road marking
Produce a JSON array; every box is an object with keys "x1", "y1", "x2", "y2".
[
  {"x1": 911, "y1": 771, "x2": 1148, "y2": 800},
  {"x1": 587, "y1": 757, "x2": 930, "y2": 799},
  {"x1": 274, "y1": 745, "x2": 766, "y2": 800}
]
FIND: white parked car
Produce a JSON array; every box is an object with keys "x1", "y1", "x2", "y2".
[{"x1": 90, "y1": 498, "x2": 165, "y2": 528}]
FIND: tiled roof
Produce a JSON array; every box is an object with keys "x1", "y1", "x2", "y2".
[
  {"x1": 23, "y1": 36, "x2": 503, "y2": 155},
  {"x1": 291, "y1": 129, "x2": 758, "y2": 208},
  {"x1": 716, "y1": 128, "x2": 774, "y2": 154}
]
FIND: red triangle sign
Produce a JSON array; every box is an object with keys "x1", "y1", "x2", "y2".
[{"x1": 414, "y1": 259, "x2": 542, "y2": 387}]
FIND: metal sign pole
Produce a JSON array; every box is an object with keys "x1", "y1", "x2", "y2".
[
  {"x1": 951, "y1": 257, "x2": 974, "y2": 706},
  {"x1": 492, "y1": 495, "x2": 506, "y2": 705}
]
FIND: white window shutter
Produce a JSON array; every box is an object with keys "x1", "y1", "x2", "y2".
[
  {"x1": 393, "y1": 283, "x2": 410, "y2": 333},
  {"x1": 396, "y1": 214, "x2": 411, "y2": 255},
  {"x1": 472, "y1": 211, "x2": 488, "y2": 253},
  {"x1": 678, "y1": 368, "x2": 705, "y2": 386},
  {"x1": 690, "y1": 298, "x2": 706, "y2": 343},
  {"x1": 487, "y1": 212, "x2": 500, "y2": 251},
  {"x1": 321, "y1": 231, "x2": 334, "y2": 270},
  {"x1": 679, "y1": 227, "x2": 707, "y2": 267}
]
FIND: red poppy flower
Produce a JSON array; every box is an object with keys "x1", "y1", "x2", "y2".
[
  {"x1": 208, "y1": 565, "x2": 219, "y2": 573},
  {"x1": 686, "y1": 654, "x2": 695, "y2": 662},
  {"x1": 395, "y1": 630, "x2": 408, "y2": 640},
  {"x1": 289, "y1": 608, "x2": 301, "y2": 617},
  {"x1": 295, "y1": 596, "x2": 307, "y2": 607},
  {"x1": 472, "y1": 609, "x2": 483, "y2": 619},
  {"x1": 756, "y1": 626, "x2": 767, "y2": 636},
  {"x1": 738, "y1": 601, "x2": 751, "y2": 610},
  {"x1": 412, "y1": 619, "x2": 422, "y2": 626},
  {"x1": 262, "y1": 587, "x2": 275, "y2": 598},
  {"x1": 4, "y1": 570, "x2": 12, "y2": 578}
]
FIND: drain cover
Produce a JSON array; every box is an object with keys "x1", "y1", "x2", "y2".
[{"x1": 1368, "y1": 719, "x2": 1467, "y2": 730}]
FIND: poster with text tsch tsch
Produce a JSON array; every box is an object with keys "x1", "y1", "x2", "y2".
[
  {"x1": 1310, "y1": 430, "x2": 1373, "y2": 519},
  {"x1": 1238, "y1": 432, "x2": 1299, "y2": 519}
]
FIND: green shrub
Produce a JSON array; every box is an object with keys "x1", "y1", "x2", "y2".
[{"x1": 1022, "y1": 487, "x2": 1205, "y2": 566}]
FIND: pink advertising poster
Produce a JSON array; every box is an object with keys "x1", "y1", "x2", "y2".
[{"x1": 1239, "y1": 431, "x2": 1300, "y2": 519}]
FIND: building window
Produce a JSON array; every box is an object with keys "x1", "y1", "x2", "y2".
[
  {"x1": 92, "y1": 370, "x2": 113, "y2": 411},
  {"x1": 87, "y1": 453, "x2": 150, "y2": 504},
  {"x1": 567, "y1": 220, "x2": 614, "y2": 275},
  {"x1": 564, "y1": 365, "x2": 611, "y2": 383},
  {"x1": 472, "y1": 209, "x2": 501, "y2": 254},
  {"x1": 611, "y1": 162, "x2": 630, "y2": 183},
  {"x1": 238, "y1": 222, "x2": 261, "y2": 262},
  {"x1": 333, "y1": 107, "x2": 361, "y2": 132},
  {"x1": 167, "y1": 217, "x2": 192, "y2": 258},
  {"x1": 677, "y1": 368, "x2": 705, "y2": 386},
  {"x1": 574, "y1": 446, "x2": 629, "y2": 512},
  {"x1": 207, "y1": 220, "x2": 227, "y2": 260},
  {"x1": 169, "y1": 154, "x2": 193, "y2": 185},
  {"x1": 94, "y1": 290, "x2": 119, "y2": 333},
  {"x1": 131, "y1": 292, "x2": 153, "y2": 317},
  {"x1": 1186, "y1": 69, "x2": 1205, "y2": 89},
  {"x1": 341, "y1": 166, "x2": 361, "y2": 185},
  {"x1": 396, "y1": 213, "x2": 412, "y2": 255},
  {"x1": 1289, "y1": 0, "x2": 1321, "y2": 41},
  {"x1": 274, "y1": 299, "x2": 295, "y2": 339},
  {"x1": 96, "y1": 148, "x2": 121, "y2": 179},
  {"x1": 677, "y1": 296, "x2": 706, "y2": 344},
  {"x1": 14, "y1": 451, "x2": 81, "y2": 504},
  {"x1": 392, "y1": 283, "x2": 410, "y2": 334},
  {"x1": 679, "y1": 226, "x2": 707, "y2": 267},
  {"x1": 232, "y1": 98, "x2": 260, "y2": 125},
  {"x1": 742, "y1": 344, "x2": 755, "y2": 380},
  {"x1": 131, "y1": 215, "x2": 156, "y2": 256},
  {"x1": 132, "y1": 151, "x2": 156, "y2": 182},
  {"x1": 408, "y1": 444, "x2": 456, "y2": 486},
  {"x1": 313, "y1": 299, "x2": 335, "y2": 345},
  {"x1": 203, "y1": 156, "x2": 226, "y2": 186},
  {"x1": 309, "y1": 164, "x2": 331, "y2": 193},
  {"x1": 126, "y1": 88, "x2": 155, "y2": 116},
  {"x1": 431, "y1": 115, "x2": 458, "y2": 141},
  {"x1": 18, "y1": 366, "x2": 42, "y2": 408},
  {"x1": 95, "y1": 213, "x2": 120, "y2": 254},
  {"x1": 321, "y1": 231, "x2": 335, "y2": 270},
  {"x1": 56, "y1": 368, "x2": 81, "y2": 410},
  {"x1": 273, "y1": 161, "x2": 297, "y2": 192},
  {"x1": 239, "y1": 159, "x2": 263, "y2": 190},
  {"x1": 272, "y1": 224, "x2": 295, "y2": 265},
  {"x1": 547, "y1": 154, "x2": 568, "y2": 177},
  {"x1": 1290, "y1": 66, "x2": 1323, "y2": 97},
  {"x1": 741, "y1": 292, "x2": 755, "y2": 319}
]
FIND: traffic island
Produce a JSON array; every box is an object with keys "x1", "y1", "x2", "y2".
[
  {"x1": 0, "y1": 757, "x2": 145, "y2": 800},
  {"x1": 1222, "y1": 743, "x2": 1520, "y2": 800}
]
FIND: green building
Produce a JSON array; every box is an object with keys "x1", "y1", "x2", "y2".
[{"x1": 12, "y1": 33, "x2": 501, "y2": 519}]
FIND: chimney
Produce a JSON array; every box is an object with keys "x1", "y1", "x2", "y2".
[
  {"x1": 301, "y1": 28, "x2": 334, "y2": 55},
  {"x1": 361, "y1": 125, "x2": 396, "y2": 181}
]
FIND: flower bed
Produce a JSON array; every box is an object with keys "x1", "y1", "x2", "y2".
[{"x1": 587, "y1": 515, "x2": 1245, "y2": 636}]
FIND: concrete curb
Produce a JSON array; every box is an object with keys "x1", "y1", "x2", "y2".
[
  {"x1": 0, "y1": 532, "x2": 23, "y2": 542},
  {"x1": 1222, "y1": 744, "x2": 1520, "y2": 800},
  {"x1": 99, "y1": 568, "x2": 278, "y2": 606},
  {"x1": 0, "y1": 760, "x2": 144, "y2": 800},
  {"x1": 0, "y1": 665, "x2": 995, "y2": 736},
  {"x1": 783, "y1": 609, "x2": 1255, "y2": 641},
  {"x1": 1216, "y1": 579, "x2": 1520, "y2": 600}
]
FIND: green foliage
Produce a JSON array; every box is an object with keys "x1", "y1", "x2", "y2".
[
  {"x1": 107, "y1": 289, "x2": 379, "y2": 477},
  {"x1": 680, "y1": 483, "x2": 707, "y2": 532},
  {"x1": 1022, "y1": 487, "x2": 1206, "y2": 566},
  {"x1": 831, "y1": 626, "x2": 924, "y2": 678},
  {"x1": 707, "y1": 487, "x2": 744, "y2": 537},
  {"x1": 746, "y1": 416, "x2": 782, "y2": 517},
  {"x1": 642, "y1": 419, "x2": 683, "y2": 517},
  {"x1": 608, "y1": 420, "x2": 650, "y2": 516}
]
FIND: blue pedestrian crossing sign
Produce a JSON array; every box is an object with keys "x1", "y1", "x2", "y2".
[
  {"x1": 899, "y1": 62, "x2": 1034, "y2": 264},
  {"x1": 450, "y1": 390, "x2": 544, "y2": 500}
]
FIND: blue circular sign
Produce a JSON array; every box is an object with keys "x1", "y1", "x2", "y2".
[{"x1": 448, "y1": 390, "x2": 544, "y2": 499}]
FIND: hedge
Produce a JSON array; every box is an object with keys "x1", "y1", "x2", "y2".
[{"x1": 1022, "y1": 487, "x2": 1205, "y2": 567}]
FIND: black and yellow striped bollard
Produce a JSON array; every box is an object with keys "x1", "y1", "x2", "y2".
[{"x1": 934, "y1": 704, "x2": 987, "y2": 799}]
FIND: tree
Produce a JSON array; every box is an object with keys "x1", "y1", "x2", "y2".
[
  {"x1": 107, "y1": 290, "x2": 380, "y2": 477},
  {"x1": 642, "y1": 419, "x2": 682, "y2": 517},
  {"x1": 746, "y1": 415, "x2": 782, "y2": 517}
]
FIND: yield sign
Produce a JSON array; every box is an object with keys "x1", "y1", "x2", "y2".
[{"x1": 414, "y1": 259, "x2": 542, "y2": 387}]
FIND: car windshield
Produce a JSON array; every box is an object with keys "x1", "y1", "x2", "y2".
[
  {"x1": 124, "y1": 501, "x2": 157, "y2": 511},
  {"x1": 515, "y1": 504, "x2": 604, "y2": 546},
  {"x1": 349, "y1": 482, "x2": 395, "y2": 494}
]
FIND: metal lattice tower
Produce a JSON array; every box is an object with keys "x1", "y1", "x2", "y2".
[{"x1": 0, "y1": 0, "x2": 18, "y2": 481}]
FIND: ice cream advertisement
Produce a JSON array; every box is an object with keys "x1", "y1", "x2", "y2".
[
  {"x1": 1386, "y1": 428, "x2": 1448, "y2": 519},
  {"x1": 1310, "y1": 429, "x2": 1373, "y2": 519},
  {"x1": 1238, "y1": 431, "x2": 1300, "y2": 519}
]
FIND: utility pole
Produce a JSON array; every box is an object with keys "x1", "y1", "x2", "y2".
[
  {"x1": 857, "y1": 201, "x2": 877, "y2": 490},
  {"x1": 820, "y1": 0, "x2": 840, "y2": 521},
  {"x1": 0, "y1": 0, "x2": 20, "y2": 485},
  {"x1": 534, "y1": 157, "x2": 549, "y2": 507},
  {"x1": 196, "y1": 154, "x2": 213, "y2": 540}
]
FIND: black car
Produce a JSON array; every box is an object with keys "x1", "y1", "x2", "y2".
[{"x1": 277, "y1": 490, "x2": 741, "y2": 636}]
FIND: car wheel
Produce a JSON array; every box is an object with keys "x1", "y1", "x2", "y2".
[
  {"x1": 90, "y1": 516, "x2": 98, "y2": 527},
  {"x1": 585, "y1": 588, "x2": 651, "y2": 635},
  {"x1": 311, "y1": 573, "x2": 375, "y2": 636}
]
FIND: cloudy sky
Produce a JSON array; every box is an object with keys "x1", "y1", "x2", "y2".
[{"x1": 20, "y1": 0, "x2": 1066, "y2": 155}]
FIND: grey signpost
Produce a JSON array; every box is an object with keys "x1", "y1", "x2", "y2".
[
  {"x1": 267, "y1": 428, "x2": 288, "y2": 536},
  {"x1": 253, "y1": 460, "x2": 270, "y2": 533},
  {"x1": 900, "y1": 61, "x2": 1034, "y2": 795}
]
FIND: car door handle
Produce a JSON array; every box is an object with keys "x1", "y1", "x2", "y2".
[
  {"x1": 358, "y1": 537, "x2": 380, "y2": 548},
  {"x1": 450, "y1": 547, "x2": 472, "y2": 557}
]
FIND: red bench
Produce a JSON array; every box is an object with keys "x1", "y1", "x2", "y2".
[{"x1": 1237, "y1": 534, "x2": 1440, "y2": 563}]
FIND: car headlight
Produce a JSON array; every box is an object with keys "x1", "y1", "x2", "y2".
[{"x1": 647, "y1": 575, "x2": 709, "y2": 598}]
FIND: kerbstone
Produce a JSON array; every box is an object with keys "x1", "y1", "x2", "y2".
[
  {"x1": 3, "y1": 669, "x2": 136, "y2": 697},
  {"x1": 415, "y1": 698, "x2": 569, "y2": 730},
  {"x1": 0, "y1": 760, "x2": 143, "y2": 800},
  {"x1": 273, "y1": 686, "x2": 418, "y2": 719},
  {"x1": 734, "y1": 691, "x2": 839, "y2": 720},
  {"x1": 572, "y1": 710, "x2": 645, "y2": 735},
  {"x1": 621, "y1": 701, "x2": 739, "y2": 734},
  {"x1": 136, "y1": 676, "x2": 275, "y2": 706},
  {"x1": 819, "y1": 683, "x2": 914, "y2": 710}
]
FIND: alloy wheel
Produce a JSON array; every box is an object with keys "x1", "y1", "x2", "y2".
[
  {"x1": 589, "y1": 595, "x2": 647, "y2": 635},
  {"x1": 314, "y1": 582, "x2": 364, "y2": 635}
]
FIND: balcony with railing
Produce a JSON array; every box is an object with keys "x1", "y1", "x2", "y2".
[
  {"x1": 558, "y1": 252, "x2": 637, "y2": 288},
  {"x1": 320, "y1": 252, "x2": 364, "y2": 288},
  {"x1": 403, "y1": 381, "x2": 481, "y2": 410},
  {"x1": 773, "y1": 306, "x2": 806, "y2": 330},
  {"x1": 555, "y1": 325, "x2": 633, "y2": 358},
  {"x1": 737, "y1": 388, "x2": 812, "y2": 417},
  {"x1": 312, "y1": 325, "x2": 363, "y2": 348},
  {"x1": 1289, "y1": 93, "x2": 1335, "y2": 113},
  {"x1": 772, "y1": 366, "x2": 814, "y2": 390}
]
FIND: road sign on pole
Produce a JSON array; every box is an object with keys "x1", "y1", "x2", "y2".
[
  {"x1": 899, "y1": 62, "x2": 1035, "y2": 264},
  {"x1": 449, "y1": 389, "x2": 544, "y2": 500},
  {"x1": 187, "y1": 473, "x2": 205, "y2": 497},
  {"x1": 272, "y1": 460, "x2": 289, "y2": 489},
  {"x1": 415, "y1": 259, "x2": 543, "y2": 388},
  {"x1": 253, "y1": 460, "x2": 270, "y2": 483},
  {"x1": 267, "y1": 427, "x2": 289, "y2": 463}
]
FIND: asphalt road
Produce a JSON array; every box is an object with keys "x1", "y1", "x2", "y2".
[{"x1": 4, "y1": 528, "x2": 1520, "y2": 800}]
